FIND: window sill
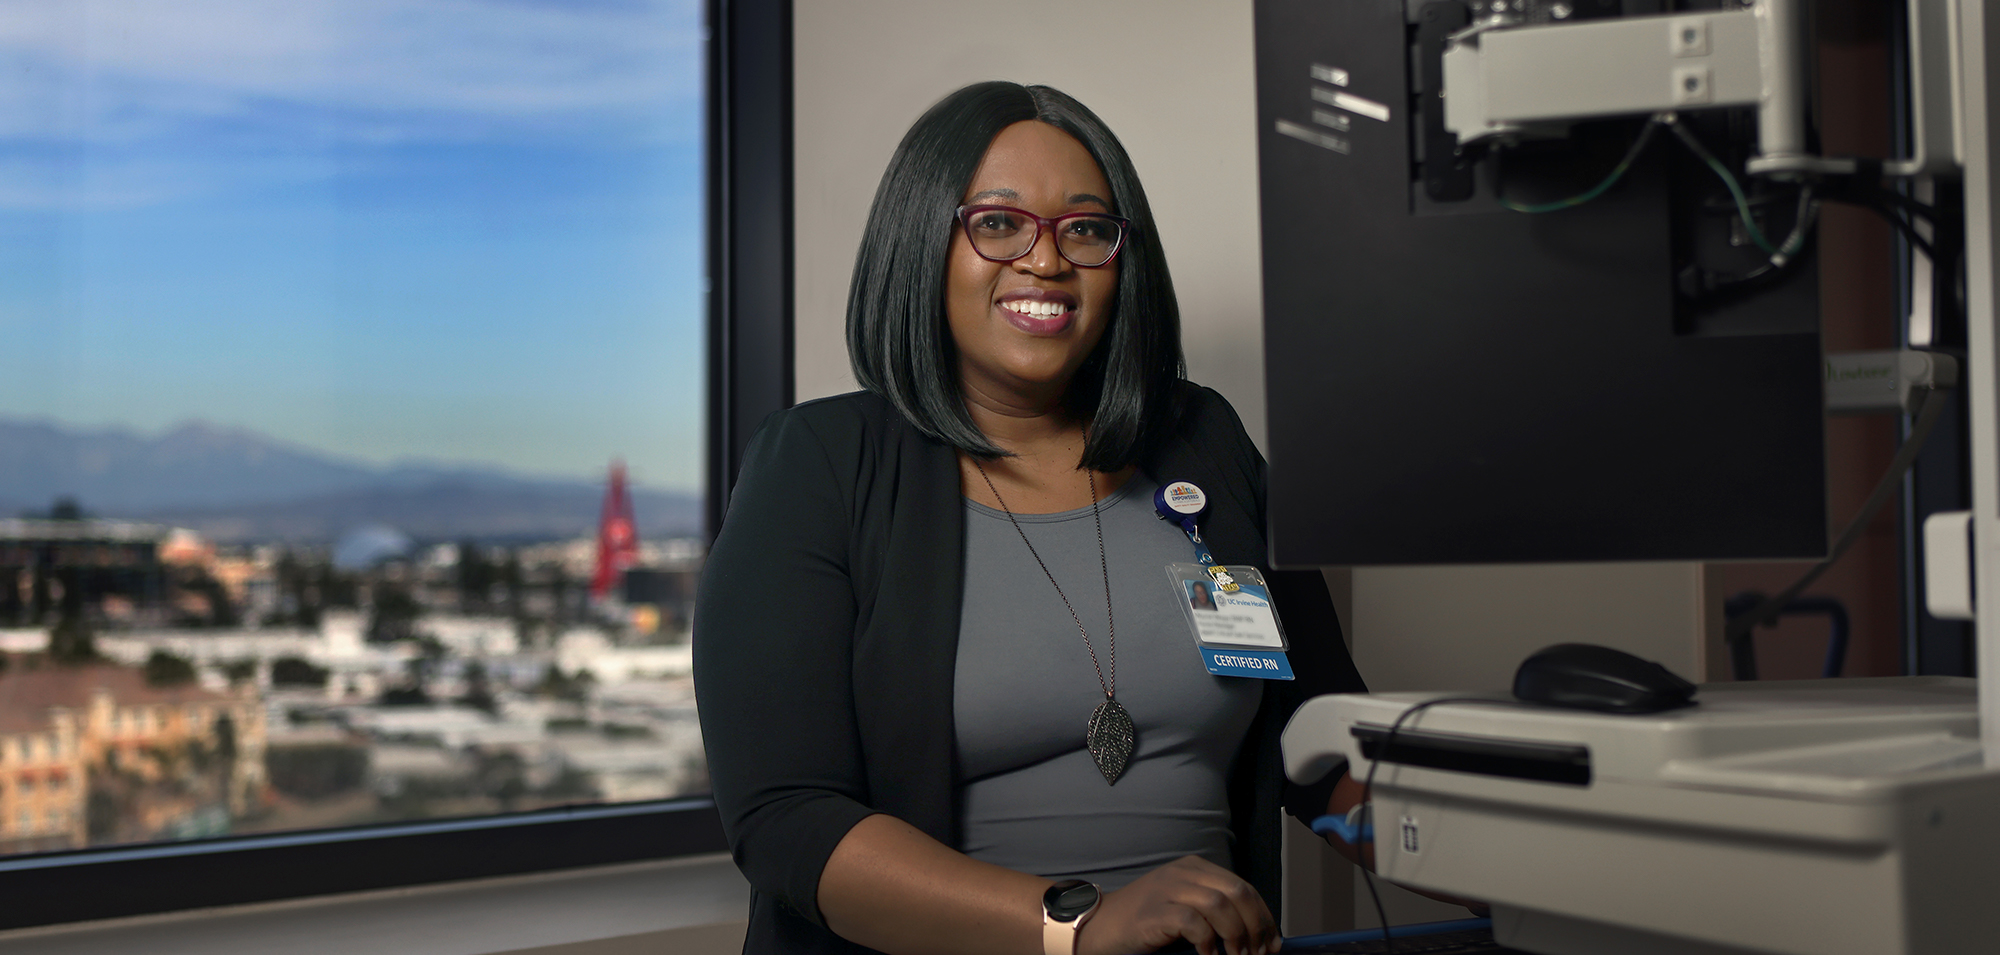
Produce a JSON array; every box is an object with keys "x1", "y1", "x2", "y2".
[{"x1": 0, "y1": 853, "x2": 749, "y2": 955}]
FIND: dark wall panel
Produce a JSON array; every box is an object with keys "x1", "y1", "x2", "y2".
[{"x1": 1255, "y1": 0, "x2": 1826, "y2": 566}]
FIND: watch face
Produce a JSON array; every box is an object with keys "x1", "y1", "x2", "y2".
[{"x1": 1043, "y1": 880, "x2": 1100, "y2": 923}]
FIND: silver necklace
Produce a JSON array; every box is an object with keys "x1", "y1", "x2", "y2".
[{"x1": 973, "y1": 459, "x2": 1134, "y2": 785}]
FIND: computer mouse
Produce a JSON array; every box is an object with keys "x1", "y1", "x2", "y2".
[{"x1": 1512, "y1": 643, "x2": 1698, "y2": 714}]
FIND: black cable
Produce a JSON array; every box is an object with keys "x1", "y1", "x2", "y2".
[
  {"x1": 1875, "y1": 187, "x2": 1938, "y2": 223},
  {"x1": 1678, "y1": 187, "x2": 1818, "y2": 304},
  {"x1": 1356, "y1": 696, "x2": 1527, "y2": 950},
  {"x1": 1358, "y1": 825, "x2": 1394, "y2": 951},
  {"x1": 1726, "y1": 386, "x2": 1951, "y2": 645},
  {"x1": 1817, "y1": 179, "x2": 1939, "y2": 260},
  {"x1": 1865, "y1": 196, "x2": 1937, "y2": 261}
]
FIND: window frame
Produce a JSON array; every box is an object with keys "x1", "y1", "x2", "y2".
[{"x1": 0, "y1": 0, "x2": 792, "y2": 930}]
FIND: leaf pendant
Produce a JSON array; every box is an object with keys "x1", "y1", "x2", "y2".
[{"x1": 1086, "y1": 698, "x2": 1136, "y2": 785}]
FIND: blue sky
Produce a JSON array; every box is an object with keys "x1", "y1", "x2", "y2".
[{"x1": 0, "y1": 0, "x2": 705, "y2": 492}]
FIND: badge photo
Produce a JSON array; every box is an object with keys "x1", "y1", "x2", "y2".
[{"x1": 1166, "y1": 563, "x2": 1293, "y2": 680}]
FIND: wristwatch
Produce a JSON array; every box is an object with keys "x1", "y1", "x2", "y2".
[{"x1": 1042, "y1": 879, "x2": 1102, "y2": 955}]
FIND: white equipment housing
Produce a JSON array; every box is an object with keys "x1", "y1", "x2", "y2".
[
  {"x1": 1282, "y1": 683, "x2": 2000, "y2": 954},
  {"x1": 1440, "y1": 0, "x2": 1960, "y2": 175}
]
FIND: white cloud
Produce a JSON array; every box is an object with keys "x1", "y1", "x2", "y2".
[{"x1": 0, "y1": 0, "x2": 702, "y2": 144}]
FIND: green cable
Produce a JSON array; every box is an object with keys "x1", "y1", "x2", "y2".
[
  {"x1": 1667, "y1": 120, "x2": 1776, "y2": 254},
  {"x1": 1498, "y1": 119, "x2": 1661, "y2": 214},
  {"x1": 1500, "y1": 115, "x2": 1785, "y2": 258}
]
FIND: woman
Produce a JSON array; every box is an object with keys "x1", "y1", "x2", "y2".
[{"x1": 694, "y1": 82, "x2": 1368, "y2": 955}]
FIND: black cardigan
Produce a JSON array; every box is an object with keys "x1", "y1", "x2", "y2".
[{"x1": 693, "y1": 385, "x2": 1366, "y2": 954}]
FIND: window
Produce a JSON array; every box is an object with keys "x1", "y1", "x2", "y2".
[{"x1": 0, "y1": 0, "x2": 798, "y2": 930}]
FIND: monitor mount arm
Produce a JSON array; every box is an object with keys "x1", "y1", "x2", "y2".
[{"x1": 1433, "y1": 0, "x2": 1961, "y2": 179}]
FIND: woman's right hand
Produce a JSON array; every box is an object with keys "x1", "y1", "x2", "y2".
[{"x1": 1075, "y1": 856, "x2": 1282, "y2": 955}]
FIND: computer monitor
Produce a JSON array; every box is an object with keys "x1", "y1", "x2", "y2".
[{"x1": 1254, "y1": 0, "x2": 1826, "y2": 566}]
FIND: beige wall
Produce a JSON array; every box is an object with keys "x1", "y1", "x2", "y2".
[
  {"x1": 1353, "y1": 563, "x2": 1719, "y2": 693},
  {"x1": 792, "y1": 0, "x2": 1272, "y2": 444}
]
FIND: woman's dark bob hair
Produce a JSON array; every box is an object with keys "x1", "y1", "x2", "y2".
[{"x1": 846, "y1": 81, "x2": 1184, "y2": 472}]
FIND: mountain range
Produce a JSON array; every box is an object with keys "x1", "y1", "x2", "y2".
[{"x1": 0, "y1": 417, "x2": 700, "y2": 543}]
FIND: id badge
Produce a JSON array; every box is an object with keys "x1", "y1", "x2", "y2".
[{"x1": 1167, "y1": 563, "x2": 1294, "y2": 680}]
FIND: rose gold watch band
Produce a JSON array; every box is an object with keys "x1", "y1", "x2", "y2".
[{"x1": 1042, "y1": 905, "x2": 1096, "y2": 955}]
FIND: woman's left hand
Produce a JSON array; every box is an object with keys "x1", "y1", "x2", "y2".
[{"x1": 1075, "y1": 855, "x2": 1282, "y2": 955}]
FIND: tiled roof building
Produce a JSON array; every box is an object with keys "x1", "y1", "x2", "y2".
[{"x1": 0, "y1": 663, "x2": 266, "y2": 854}]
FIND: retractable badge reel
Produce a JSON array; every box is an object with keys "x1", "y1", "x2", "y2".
[{"x1": 1154, "y1": 482, "x2": 1294, "y2": 680}]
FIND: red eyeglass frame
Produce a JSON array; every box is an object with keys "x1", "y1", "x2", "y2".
[{"x1": 954, "y1": 204, "x2": 1133, "y2": 267}]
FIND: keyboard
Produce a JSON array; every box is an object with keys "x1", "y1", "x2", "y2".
[
  {"x1": 1151, "y1": 918, "x2": 1522, "y2": 955},
  {"x1": 1284, "y1": 926, "x2": 1514, "y2": 954}
]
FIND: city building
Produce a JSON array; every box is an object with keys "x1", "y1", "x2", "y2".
[
  {"x1": 0, "y1": 662, "x2": 267, "y2": 853},
  {"x1": 0, "y1": 519, "x2": 171, "y2": 628}
]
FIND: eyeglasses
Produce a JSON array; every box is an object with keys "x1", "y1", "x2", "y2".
[{"x1": 955, "y1": 204, "x2": 1131, "y2": 268}]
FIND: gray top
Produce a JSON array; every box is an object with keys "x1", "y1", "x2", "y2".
[{"x1": 953, "y1": 472, "x2": 1262, "y2": 891}]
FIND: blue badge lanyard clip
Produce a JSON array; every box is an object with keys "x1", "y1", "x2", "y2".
[{"x1": 1154, "y1": 482, "x2": 1218, "y2": 565}]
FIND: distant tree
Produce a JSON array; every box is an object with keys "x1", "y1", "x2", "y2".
[
  {"x1": 214, "y1": 712, "x2": 237, "y2": 761},
  {"x1": 366, "y1": 583, "x2": 423, "y2": 642},
  {"x1": 266, "y1": 743, "x2": 368, "y2": 799},
  {"x1": 535, "y1": 665, "x2": 595, "y2": 703},
  {"x1": 474, "y1": 749, "x2": 528, "y2": 811},
  {"x1": 601, "y1": 723, "x2": 655, "y2": 740},
  {"x1": 502, "y1": 551, "x2": 525, "y2": 619},
  {"x1": 86, "y1": 787, "x2": 123, "y2": 842},
  {"x1": 547, "y1": 563, "x2": 572, "y2": 624},
  {"x1": 47, "y1": 497, "x2": 85, "y2": 521},
  {"x1": 457, "y1": 661, "x2": 496, "y2": 714},
  {"x1": 541, "y1": 765, "x2": 597, "y2": 800},
  {"x1": 143, "y1": 650, "x2": 198, "y2": 687},
  {"x1": 317, "y1": 563, "x2": 359, "y2": 609},
  {"x1": 270, "y1": 656, "x2": 330, "y2": 688},
  {"x1": 513, "y1": 616, "x2": 541, "y2": 651},
  {"x1": 179, "y1": 569, "x2": 240, "y2": 628},
  {"x1": 212, "y1": 711, "x2": 240, "y2": 807},
  {"x1": 263, "y1": 551, "x2": 328, "y2": 628},
  {"x1": 274, "y1": 549, "x2": 302, "y2": 597},
  {"x1": 27, "y1": 565, "x2": 47, "y2": 626},
  {"x1": 47, "y1": 614, "x2": 100, "y2": 665},
  {"x1": 457, "y1": 541, "x2": 497, "y2": 613},
  {"x1": 378, "y1": 685, "x2": 432, "y2": 707}
]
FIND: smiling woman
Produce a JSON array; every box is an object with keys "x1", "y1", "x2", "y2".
[
  {"x1": 695, "y1": 81, "x2": 1367, "y2": 955},
  {"x1": 0, "y1": 0, "x2": 732, "y2": 929}
]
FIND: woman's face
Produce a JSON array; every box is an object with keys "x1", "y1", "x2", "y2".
[{"x1": 946, "y1": 120, "x2": 1119, "y2": 410}]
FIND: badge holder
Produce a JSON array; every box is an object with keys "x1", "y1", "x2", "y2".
[{"x1": 1155, "y1": 482, "x2": 1295, "y2": 681}]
